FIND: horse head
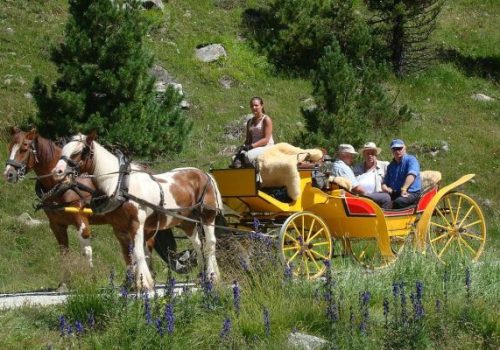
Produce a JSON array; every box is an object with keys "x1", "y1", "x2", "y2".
[
  {"x1": 52, "y1": 131, "x2": 98, "y2": 182},
  {"x1": 4, "y1": 126, "x2": 40, "y2": 183}
]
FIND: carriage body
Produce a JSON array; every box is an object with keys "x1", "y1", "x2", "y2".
[{"x1": 211, "y1": 167, "x2": 486, "y2": 278}]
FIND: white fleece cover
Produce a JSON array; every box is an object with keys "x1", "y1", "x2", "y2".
[{"x1": 257, "y1": 143, "x2": 323, "y2": 200}]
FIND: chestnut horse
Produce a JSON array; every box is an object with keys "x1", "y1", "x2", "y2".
[
  {"x1": 52, "y1": 133, "x2": 223, "y2": 291},
  {"x1": 4, "y1": 127, "x2": 175, "y2": 275}
]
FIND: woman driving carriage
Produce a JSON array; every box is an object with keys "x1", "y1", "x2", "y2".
[{"x1": 241, "y1": 96, "x2": 274, "y2": 165}]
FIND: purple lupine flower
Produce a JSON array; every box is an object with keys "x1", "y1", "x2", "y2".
[
  {"x1": 59, "y1": 315, "x2": 66, "y2": 337},
  {"x1": 414, "y1": 281, "x2": 425, "y2": 320},
  {"x1": 66, "y1": 324, "x2": 73, "y2": 336},
  {"x1": 144, "y1": 292, "x2": 152, "y2": 325},
  {"x1": 120, "y1": 286, "x2": 129, "y2": 299},
  {"x1": 253, "y1": 218, "x2": 261, "y2": 232},
  {"x1": 201, "y1": 272, "x2": 214, "y2": 295},
  {"x1": 359, "y1": 291, "x2": 371, "y2": 335},
  {"x1": 232, "y1": 281, "x2": 241, "y2": 316},
  {"x1": 165, "y1": 303, "x2": 175, "y2": 335},
  {"x1": 220, "y1": 317, "x2": 232, "y2": 338},
  {"x1": 263, "y1": 307, "x2": 270, "y2": 336},
  {"x1": 326, "y1": 302, "x2": 339, "y2": 322},
  {"x1": 75, "y1": 320, "x2": 84, "y2": 336},
  {"x1": 349, "y1": 306, "x2": 355, "y2": 334},
  {"x1": 87, "y1": 310, "x2": 95, "y2": 330},
  {"x1": 284, "y1": 264, "x2": 293, "y2": 281},
  {"x1": 443, "y1": 267, "x2": 450, "y2": 307},
  {"x1": 156, "y1": 318, "x2": 164, "y2": 337},
  {"x1": 166, "y1": 277, "x2": 176, "y2": 298},
  {"x1": 383, "y1": 297, "x2": 390, "y2": 326},
  {"x1": 392, "y1": 281, "x2": 400, "y2": 299},
  {"x1": 400, "y1": 283, "x2": 408, "y2": 326}
]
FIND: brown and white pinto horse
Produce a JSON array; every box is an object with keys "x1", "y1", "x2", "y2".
[
  {"x1": 52, "y1": 133, "x2": 223, "y2": 291},
  {"x1": 4, "y1": 127, "x2": 173, "y2": 275}
]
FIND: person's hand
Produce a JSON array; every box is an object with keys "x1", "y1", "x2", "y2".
[
  {"x1": 241, "y1": 144, "x2": 252, "y2": 151},
  {"x1": 401, "y1": 188, "x2": 409, "y2": 197},
  {"x1": 382, "y1": 185, "x2": 392, "y2": 194}
]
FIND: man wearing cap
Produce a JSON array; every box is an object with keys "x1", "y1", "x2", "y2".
[
  {"x1": 382, "y1": 139, "x2": 422, "y2": 209},
  {"x1": 353, "y1": 142, "x2": 392, "y2": 209}
]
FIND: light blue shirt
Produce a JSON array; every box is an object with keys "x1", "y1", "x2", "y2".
[{"x1": 332, "y1": 160, "x2": 359, "y2": 188}]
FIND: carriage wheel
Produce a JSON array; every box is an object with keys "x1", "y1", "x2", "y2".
[
  {"x1": 427, "y1": 192, "x2": 486, "y2": 263},
  {"x1": 346, "y1": 235, "x2": 406, "y2": 270},
  {"x1": 279, "y1": 212, "x2": 333, "y2": 280}
]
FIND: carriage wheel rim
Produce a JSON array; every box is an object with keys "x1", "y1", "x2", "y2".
[
  {"x1": 428, "y1": 192, "x2": 486, "y2": 263},
  {"x1": 279, "y1": 212, "x2": 332, "y2": 280}
]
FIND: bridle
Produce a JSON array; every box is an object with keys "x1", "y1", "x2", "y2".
[
  {"x1": 5, "y1": 138, "x2": 39, "y2": 180},
  {"x1": 58, "y1": 137, "x2": 94, "y2": 177}
]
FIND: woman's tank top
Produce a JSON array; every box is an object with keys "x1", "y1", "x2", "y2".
[{"x1": 248, "y1": 115, "x2": 274, "y2": 146}]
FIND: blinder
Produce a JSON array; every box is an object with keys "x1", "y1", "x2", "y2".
[{"x1": 5, "y1": 138, "x2": 39, "y2": 179}]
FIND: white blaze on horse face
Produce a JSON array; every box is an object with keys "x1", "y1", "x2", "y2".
[
  {"x1": 77, "y1": 222, "x2": 93, "y2": 268},
  {"x1": 53, "y1": 136, "x2": 84, "y2": 178},
  {"x1": 4, "y1": 143, "x2": 20, "y2": 176}
]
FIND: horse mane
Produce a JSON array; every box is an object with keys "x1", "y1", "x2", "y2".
[{"x1": 36, "y1": 134, "x2": 60, "y2": 164}]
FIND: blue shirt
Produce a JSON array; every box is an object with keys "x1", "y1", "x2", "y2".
[
  {"x1": 332, "y1": 160, "x2": 359, "y2": 188},
  {"x1": 384, "y1": 154, "x2": 421, "y2": 193}
]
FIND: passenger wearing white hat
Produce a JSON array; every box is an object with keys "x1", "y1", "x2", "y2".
[
  {"x1": 353, "y1": 142, "x2": 391, "y2": 209},
  {"x1": 330, "y1": 144, "x2": 362, "y2": 193}
]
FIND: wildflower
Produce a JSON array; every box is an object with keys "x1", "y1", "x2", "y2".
[
  {"x1": 220, "y1": 317, "x2": 232, "y2": 338},
  {"x1": 165, "y1": 303, "x2": 175, "y2": 335},
  {"x1": 120, "y1": 286, "x2": 129, "y2": 299},
  {"x1": 166, "y1": 277, "x2": 176, "y2": 298},
  {"x1": 284, "y1": 264, "x2": 293, "y2": 281},
  {"x1": 326, "y1": 302, "x2": 339, "y2": 322},
  {"x1": 400, "y1": 283, "x2": 408, "y2": 326},
  {"x1": 87, "y1": 310, "x2": 95, "y2": 330},
  {"x1": 383, "y1": 297, "x2": 389, "y2": 326},
  {"x1": 75, "y1": 320, "x2": 84, "y2": 336},
  {"x1": 359, "y1": 291, "x2": 371, "y2": 335},
  {"x1": 414, "y1": 281, "x2": 425, "y2": 320},
  {"x1": 232, "y1": 280, "x2": 241, "y2": 316},
  {"x1": 156, "y1": 318, "x2": 164, "y2": 337},
  {"x1": 59, "y1": 315, "x2": 66, "y2": 337},
  {"x1": 253, "y1": 217, "x2": 261, "y2": 232},
  {"x1": 66, "y1": 324, "x2": 73, "y2": 336},
  {"x1": 443, "y1": 267, "x2": 450, "y2": 307},
  {"x1": 144, "y1": 292, "x2": 152, "y2": 325},
  {"x1": 263, "y1": 307, "x2": 270, "y2": 336}
]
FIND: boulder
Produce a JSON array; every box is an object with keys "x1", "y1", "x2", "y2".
[{"x1": 195, "y1": 44, "x2": 227, "y2": 63}]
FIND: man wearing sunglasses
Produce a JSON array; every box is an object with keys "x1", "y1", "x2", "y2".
[{"x1": 381, "y1": 139, "x2": 421, "y2": 209}]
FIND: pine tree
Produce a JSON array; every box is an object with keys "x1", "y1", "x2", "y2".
[
  {"x1": 366, "y1": 0, "x2": 444, "y2": 76},
  {"x1": 298, "y1": 43, "x2": 411, "y2": 151},
  {"x1": 31, "y1": 0, "x2": 191, "y2": 157}
]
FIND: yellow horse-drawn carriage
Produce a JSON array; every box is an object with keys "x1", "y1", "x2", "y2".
[{"x1": 211, "y1": 167, "x2": 487, "y2": 279}]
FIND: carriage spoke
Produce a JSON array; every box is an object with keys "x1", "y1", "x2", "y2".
[
  {"x1": 456, "y1": 236, "x2": 465, "y2": 257},
  {"x1": 307, "y1": 228, "x2": 325, "y2": 243},
  {"x1": 306, "y1": 218, "x2": 317, "y2": 241},
  {"x1": 303, "y1": 254, "x2": 310, "y2": 277},
  {"x1": 284, "y1": 232, "x2": 299, "y2": 244},
  {"x1": 430, "y1": 232, "x2": 449, "y2": 243},
  {"x1": 460, "y1": 219, "x2": 483, "y2": 230},
  {"x1": 287, "y1": 249, "x2": 301, "y2": 264},
  {"x1": 438, "y1": 236, "x2": 454, "y2": 258},
  {"x1": 435, "y1": 207, "x2": 452, "y2": 226},
  {"x1": 457, "y1": 206, "x2": 474, "y2": 228},
  {"x1": 458, "y1": 236, "x2": 478, "y2": 255},
  {"x1": 311, "y1": 241, "x2": 330, "y2": 246},
  {"x1": 445, "y1": 197, "x2": 456, "y2": 225},
  {"x1": 429, "y1": 221, "x2": 449, "y2": 231},
  {"x1": 283, "y1": 246, "x2": 298, "y2": 251},
  {"x1": 291, "y1": 222, "x2": 301, "y2": 237},
  {"x1": 455, "y1": 196, "x2": 463, "y2": 224},
  {"x1": 460, "y1": 232, "x2": 484, "y2": 241},
  {"x1": 310, "y1": 249, "x2": 329, "y2": 260},
  {"x1": 306, "y1": 251, "x2": 321, "y2": 271}
]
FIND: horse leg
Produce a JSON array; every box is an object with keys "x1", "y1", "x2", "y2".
[
  {"x1": 132, "y1": 209, "x2": 154, "y2": 291},
  {"x1": 181, "y1": 222, "x2": 206, "y2": 277},
  {"x1": 112, "y1": 229, "x2": 135, "y2": 289},
  {"x1": 49, "y1": 220, "x2": 71, "y2": 289},
  {"x1": 203, "y1": 219, "x2": 220, "y2": 282},
  {"x1": 75, "y1": 215, "x2": 93, "y2": 268}
]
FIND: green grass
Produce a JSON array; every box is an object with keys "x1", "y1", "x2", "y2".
[{"x1": 0, "y1": 0, "x2": 499, "y2": 348}]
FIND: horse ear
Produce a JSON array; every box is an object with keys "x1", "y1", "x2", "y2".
[
  {"x1": 26, "y1": 127, "x2": 39, "y2": 140},
  {"x1": 87, "y1": 130, "x2": 98, "y2": 144},
  {"x1": 10, "y1": 126, "x2": 21, "y2": 135}
]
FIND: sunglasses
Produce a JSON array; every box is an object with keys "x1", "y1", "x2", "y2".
[{"x1": 391, "y1": 147, "x2": 403, "y2": 151}]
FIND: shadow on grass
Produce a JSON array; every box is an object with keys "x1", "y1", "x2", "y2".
[{"x1": 439, "y1": 48, "x2": 500, "y2": 83}]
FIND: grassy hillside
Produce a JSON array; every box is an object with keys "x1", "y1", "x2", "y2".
[{"x1": 0, "y1": 1, "x2": 498, "y2": 348}]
